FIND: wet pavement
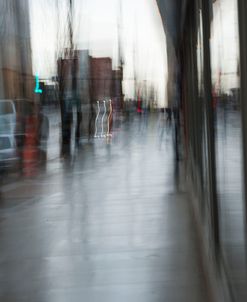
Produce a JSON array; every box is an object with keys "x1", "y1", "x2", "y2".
[
  {"x1": 0, "y1": 114, "x2": 209, "y2": 302},
  {"x1": 216, "y1": 108, "x2": 247, "y2": 301}
]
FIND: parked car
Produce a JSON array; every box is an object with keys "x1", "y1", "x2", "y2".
[
  {"x1": 0, "y1": 99, "x2": 16, "y2": 135},
  {"x1": 0, "y1": 134, "x2": 18, "y2": 173},
  {"x1": 0, "y1": 99, "x2": 35, "y2": 174}
]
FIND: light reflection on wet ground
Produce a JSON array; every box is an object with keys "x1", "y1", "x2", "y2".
[{"x1": 0, "y1": 114, "x2": 209, "y2": 302}]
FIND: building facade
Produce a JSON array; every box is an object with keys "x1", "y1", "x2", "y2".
[{"x1": 0, "y1": 0, "x2": 34, "y2": 100}]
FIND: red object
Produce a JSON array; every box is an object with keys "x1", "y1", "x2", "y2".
[
  {"x1": 22, "y1": 116, "x2": 39, "y2": 177},
  {"x1": 137, "y1": 89, "x2": 143, "y2": 113}
]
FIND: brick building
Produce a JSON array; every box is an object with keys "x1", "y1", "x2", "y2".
[
  {"x1": 89, "y1": 57, "x2": 113, "y2": 103},
  {"x1": 0, "y1": 0, "x2": 34, "y2": 100}
]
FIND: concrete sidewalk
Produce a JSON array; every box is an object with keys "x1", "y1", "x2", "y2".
[{"x1": 0, "y1": 115, "x2": 210, "y2": 302}]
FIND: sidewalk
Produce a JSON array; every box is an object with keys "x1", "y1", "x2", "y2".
[{"x1": 0, "y1": 114, "x2": 210, "y2": 302}]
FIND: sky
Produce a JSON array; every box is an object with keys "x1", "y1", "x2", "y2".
[{"x1": 29, "y1": 0, "x2": 168, "y2": 107}]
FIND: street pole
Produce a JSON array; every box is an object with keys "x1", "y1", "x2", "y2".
[
  {"x1": 237, "y1": 0, "x2": 247, "y2": 255},
  {"x1": 201, "y1": 0, "x2": 220, "y2": 258}
]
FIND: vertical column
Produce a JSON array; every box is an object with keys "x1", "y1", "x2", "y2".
[
  {"x1": 201, "y1": 0, "x2": 220, "y2": 256},
  {"x1": 238, "y1": 0, "x2": 247, "y2": 237}
]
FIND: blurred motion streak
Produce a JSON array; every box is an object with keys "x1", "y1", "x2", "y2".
[{"x1": 2, "y1": 0, "x2": 247, "y2": 302}]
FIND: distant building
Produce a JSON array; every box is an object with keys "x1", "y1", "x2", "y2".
[
  {"x1": 57, "y1": 49, "x2": 91, "y2": 103},
  {"x1": 57, "y1": 51, "x2": 124, "y2": 138},
  {"x1": 57, "y1": 49, "x2": 78, "y2": 105},
  {"x1": 90, "y1": 57, "x2": 113, "y2": 103},
  {"x1": 89, "y1": 57, "x2": 124, "y2": 109},
  {"x1": 75, "y1": 50, "x2": 91, "y2": 138},
  {"x1": 76, "y1": 50, "x2": 91, "y2": 105},
  {"x1": 112, "y1": 67, "x2": 124, "y2": 110},
  {"x1": 58, "y1": 52, "x2": 124, "y2": 105},
  {"x1": 39, "y1": 82, "x2": 58, "y2": 106}
]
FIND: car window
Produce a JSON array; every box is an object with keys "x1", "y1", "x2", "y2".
[
  {"x1": 0, "y1": 137, "x2": 11, "y2": 150},
  {"x1": 0, "y1": 102, "x2": 14, "y2": 115}
]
